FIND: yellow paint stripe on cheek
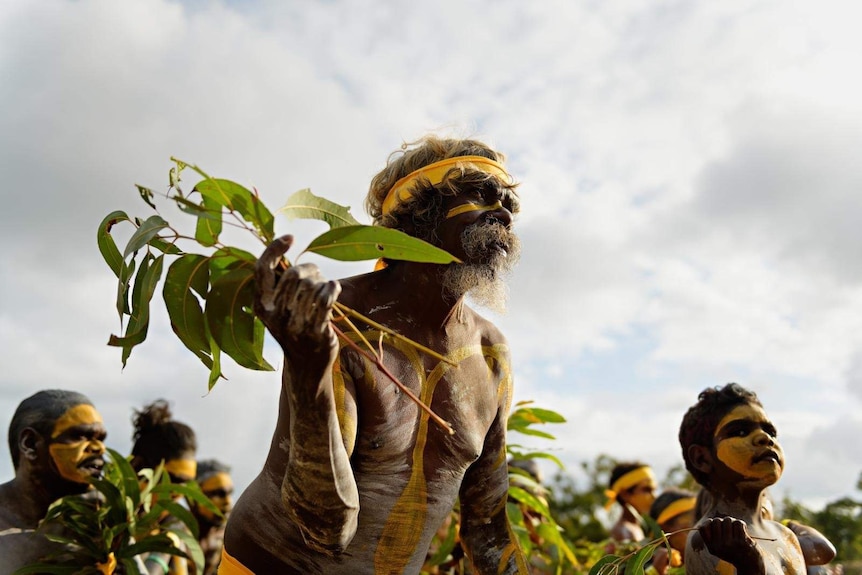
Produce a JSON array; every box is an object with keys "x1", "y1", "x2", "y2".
[{"x1": 52, "y1": 405, "x2": 102, "y2": 438}]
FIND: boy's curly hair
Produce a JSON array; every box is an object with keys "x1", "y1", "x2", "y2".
[{"x1": 679, "y1": 383, "x2": 762, "y2": 487}]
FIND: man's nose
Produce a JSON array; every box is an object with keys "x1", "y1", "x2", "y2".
[
  {"x1": 87, "y1": 439, "x2": 106, "y2": 454},
  {"x1": 485, "y1": 203, "x2": 513, "y2": 228}
]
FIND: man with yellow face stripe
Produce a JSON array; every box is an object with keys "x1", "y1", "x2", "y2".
[
  {"x1": 225, "y1": 136, "x2": 527, "y2": 574},
  {"x1": 0, "y1": 389, "x2": 107, "y2": 574},
  {"x1": 191, "y1": 459, "x2": 234, "y2": 575}
]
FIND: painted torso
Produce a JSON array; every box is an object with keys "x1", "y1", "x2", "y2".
[{"x1": 226, "y1": 285, "x2": 513, "y2": 575}]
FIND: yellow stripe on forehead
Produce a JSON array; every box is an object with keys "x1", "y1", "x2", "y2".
[
  {"x1": 381, "y1": 155, "x2": 511, "y2": 216},
  {"x1": 51, "y1": 404, "x2": 102, "y2": 438}
]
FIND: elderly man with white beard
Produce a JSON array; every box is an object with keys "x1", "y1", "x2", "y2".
[{"x1": 222, "y1": 136, "x2": 528, "y2": 575}]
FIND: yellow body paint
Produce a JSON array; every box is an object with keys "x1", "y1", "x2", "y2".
[
  {"x1": 334, "y1": 331, "x2": 518, "y2": 574},
  {"x1": 48, "y1": 404, "x2": 105, "y2": 484},
  {"x1": 714, "y1": 404, "x2": 780, "y2": 480}
]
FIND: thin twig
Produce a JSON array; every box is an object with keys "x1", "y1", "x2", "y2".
[
  {"x1": 333, "y1": 302, "x2": 457, "y2": 367},
  {"x1": 332, "y1": 323, "x2": 455, "y2": 435}
]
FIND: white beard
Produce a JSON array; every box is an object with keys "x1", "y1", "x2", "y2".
[{"x1": 441, "y1": 221, "x2": 521, "y2": 314}]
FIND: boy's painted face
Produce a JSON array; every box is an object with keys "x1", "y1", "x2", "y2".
[
  {"x1": 197, "y1": 472, "x2": 234, "y2": 524},
  {"x1": 624, "y1": 479, "x2": 657, "y2": 515},
  {"x1": 712, "y1": 403, "x2": 783, "y2": 483},
  {"x1": 48, "y1": 404, "x2": 107, "y2": 484}
]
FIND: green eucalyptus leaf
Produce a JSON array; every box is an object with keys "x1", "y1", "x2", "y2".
[
  {"x1": 205, "y1": 267, "x2": 273, "y2": 371},
  {"x1": 209, "y1": 246, "x2": 256, "y2": 283},
  {"x1": 118, "y1": 533, "x2": 178, "y2": 558},
  {"x1": 195, "y1": 178, "x2": 274, "y2": 243},
  {"x1": 97, "y1": 211, "x2": 130, "y2": 278},
  {"x1": 163, "y1": 254, "x2": 216, "y2": 372},
  {"x1": 588, "y1": 554, "x2": 621, "y2": 575},
  {"x1": 115, "y1": 255, "x2": 136, "y2": 319},
  {"x1": 508, "y1": 485, "x2": 551, "y2": 519},
  {"x1": 509, "y1": 427, "x2": 557, "y2": 440},
  {"x1": 167, "y1": 526, "x2": 205, "y2": 573},
  {"x1": 136, "y1": 184, "x2": 157, "y2": 210},
  {"x1": 123, "y1": 215, "x2": 169, "y2": 258},
  {"x1": 194, "y1": 193, "x2": 223, "y2": 247},
  {"x1": 208, "y1": 337, "x2": 223, "y2": 390},
  {"x1": 624, "y1": 544, "x2": 656, "y2": 575},
  {"x1": 155, "y1": 499, "x2": 200, "y2": 539},
  {"x1": 109, "y1": 255, "x2": 164, "y2": 366},
  {"x1": 108, "y1": 448, "x2": 141, "y2": 509},
  {"x1": 304, "y1": 225, "x2": 459, "y2": 263},
  {"x1": 278, "y1": 188, "x2": 361, "y2": 229}
]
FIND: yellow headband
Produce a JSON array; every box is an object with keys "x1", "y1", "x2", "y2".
[
  {"x1": 381, "y1": 155, "x2": 511, "y2": 216},
  {"x1": 656, "y1": 497, "x2": 696, "y2": 526},
  {"x1": 604, "y1": 466, "x2": 656, "y2": 510},
  {"x1": 164, "y1": 458, "x2": 197, "y2": 481}
]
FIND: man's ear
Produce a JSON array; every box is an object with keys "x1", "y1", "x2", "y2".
[
  {"x1": 19, "y1": 427, "x2": 44, "y2": 462},
  {"x1": 688, "y1": 444, "x2": 713, "y2": 475}
]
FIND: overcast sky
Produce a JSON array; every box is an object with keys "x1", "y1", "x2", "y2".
[{"x1": 2, "y1": 0, "x2": 861, "y2": 513}]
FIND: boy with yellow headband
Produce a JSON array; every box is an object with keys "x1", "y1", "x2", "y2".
[
  {"x1": 0, "y1": 389, "x2": 107, "y2": 574},
  {"x1": 224, "y1": 135, "x2": 527, "y2": 574},
  {"x1": 606, "y1": 461, "x2": 657, "y2": 543},
  {"x1": 680, "y1": 383, "x2": 806, "y2": 575},
  {"x1": 647, "y1": 488, "x2": 697, "y2": 574}
]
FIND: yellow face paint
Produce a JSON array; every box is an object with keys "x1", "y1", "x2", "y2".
[
  {"x1": 445, "y1": 200, "x2": 503, "y2": 219},
  {"x1": 198, "y1": 472, "x2": 234, "y2": 522},
  {"x1": 626, "y1": 479, "x2": 657, "y2": 515},
  {"x1": 164, "y1": 458, "x2": 197, "y2": 483},
  {"x1": 51, "y1": 404, "x2": 102, "y2": 438},
  {"x1": 48, "y1": 404, "x2": 105, "y2": 484},
  {"x1": 714, "y1": 404, "x2": 782, "y2": 481}
]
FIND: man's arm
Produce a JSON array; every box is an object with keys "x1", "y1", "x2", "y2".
[
  {"x1": 458, "y1": 406, "x2": 528, "y2": 575},
  {"x1": 255, "y1": 236, "x2": 360, "y2": 554}
]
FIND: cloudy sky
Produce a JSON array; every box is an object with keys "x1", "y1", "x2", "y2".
[{"x1": 2, "y1": 0, "x2": 861, "y2": 514}]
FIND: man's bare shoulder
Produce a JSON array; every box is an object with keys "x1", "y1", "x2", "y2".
[{"x1": 0, "y1": 483, "x2": 22, "y2": 531}]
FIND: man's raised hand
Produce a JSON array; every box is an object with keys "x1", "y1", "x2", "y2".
[{"x1": 254, "y1": 235, "x2": 342, "y2": 356}]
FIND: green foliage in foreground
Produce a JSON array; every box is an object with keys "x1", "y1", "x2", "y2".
[
  {"x1": 98, "y1": 159, "x2": 459, "y2": 389},
  {"x1": 17, "y1": 448, "x2": 217, "y2": 575}
]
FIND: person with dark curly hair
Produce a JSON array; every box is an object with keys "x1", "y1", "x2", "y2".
[
  {"x1": 0, "y1": 390, "x2": 107, "y2": 574},
  {"x1": 131, "y1": 399, "x2": 198, "y2": 575},
  {"x1": 605, "y1": 461, "x2": 657, "y2": 543},
  {"x1": 224, "y1": 135, "x2": 527, "y2": 574},
  {"x1": 679, "y1": 383, "x2": 805, "y2": 575}
]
